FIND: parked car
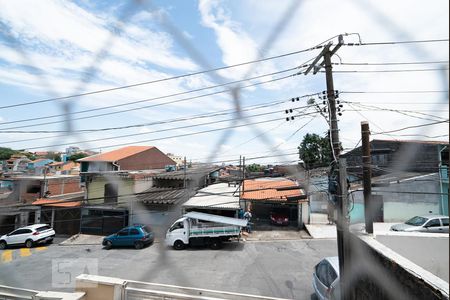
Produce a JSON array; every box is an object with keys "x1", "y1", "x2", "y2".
[
  {"x1": 0, "y1": 224, "x2": 55, "y2": 249},
  {"x1": 269, "y1": 210, "x2": 289, "y2": 226},
  {"x1": 390, "y1": 215, "x2": 449, "y2": 233},
  {"x1": 102, "y1": 225, "x2": 154, "y2": 250},
  {"x1": 312, "y1": 256, "x2": 340, "y2": 300}
]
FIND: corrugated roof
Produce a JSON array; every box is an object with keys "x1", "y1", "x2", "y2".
[
  {"x1": 136, "y1": 188, "x2": 191, "y2": 205},
  {"x1": 78, "y1": 146, "x2": 154, "y2": 162},
  {"x1": 240, "y1": 179, "x2": 305, "y2": 202},
  {"x1": 32, "y1": 198, "x2": 81, "y2": 207},
  {"x1": 183, "y1": 183, "x2": 239, "y2": 210}
]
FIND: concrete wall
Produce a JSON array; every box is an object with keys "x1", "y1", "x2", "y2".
[
  {"x1": 375, "y1": 233, "x2": 449, "y2": 282},
  {"x1": 87, "y1": 176, "x2": 152, "y2": 206},
  {"x1": 350, "y1": 173, "x2": 442, "y2": 222},
  {"x1": 346, "y1": 234, "x2": 449, "y2": 300}
]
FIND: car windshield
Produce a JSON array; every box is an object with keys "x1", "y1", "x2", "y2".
[{"x1": 405, "y1": 216, "x2": 428, "y2": 226}]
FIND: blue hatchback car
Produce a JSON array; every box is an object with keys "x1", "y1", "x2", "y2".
[{"x1": 102, "y1": 225, "x2": 154, "y2": 250}]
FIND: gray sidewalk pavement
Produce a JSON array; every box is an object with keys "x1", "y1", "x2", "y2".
[{"x1": 306, "y1": 213, "x2": 398, "y2": 239}]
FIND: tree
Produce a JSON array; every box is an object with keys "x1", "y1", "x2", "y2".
[
  {"x1": 45, "y1": 151, "x2": 61, "y2": 162},
  {"x1": 247, "y1": 163, "x2": 262, "y2": 172},
  {"x1": 68, "y1": 152, "x2": 88, "y2": 162},
  {"x1": 0, "y1": 147, "x2": 17, "y2": 160},
  {"x1": 298, "y1": 133, "x2": 333, "y2": 169}
]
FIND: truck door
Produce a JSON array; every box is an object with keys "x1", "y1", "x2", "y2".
[{"x1": 166, "y1": 220, "x2": 189, "y2": 245}]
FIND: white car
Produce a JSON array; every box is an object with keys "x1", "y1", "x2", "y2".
[
  {"x1": 390, "y1": 215, "x2": 449, "y2": 233},
  {"x1": 0, "y1": 224, "x2": 55, "y2": 249}
]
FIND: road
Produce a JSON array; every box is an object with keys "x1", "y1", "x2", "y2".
[{"x1": 0, "y1": 239, "x2": 337, "y2": 299}]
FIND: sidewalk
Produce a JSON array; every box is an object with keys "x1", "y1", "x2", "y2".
[
  {"x1": 243, "y1": 229, "x2": 311, "y2": 241},
  {"x1": 305, "y1": 213, "x2": 397, "y2": 239},
  {"x1": 59, "y1": 234, "x2": 104, "y2": 246}
]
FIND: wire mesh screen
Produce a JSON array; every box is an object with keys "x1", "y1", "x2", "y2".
[{"x1": 0, "y1": 1, "x2": 448, "y2": 299}]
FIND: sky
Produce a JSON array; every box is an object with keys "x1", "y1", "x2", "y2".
[{"x1": 0, "y1": 0, "x2": 448, "y2": 165}]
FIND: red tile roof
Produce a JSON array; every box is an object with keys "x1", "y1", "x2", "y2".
[
  {"x1": 32, "y1": 198, "x2": 81, "y2": 207},
  {"x1": 240, "y1": 179, "x2": 305, "y2": 202},
  {"x1": 78, "y1": 146, "x2": 154, "y2": 162}
]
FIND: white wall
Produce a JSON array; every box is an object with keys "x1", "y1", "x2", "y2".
[{"x1": 375, "y1": 233, "x2": 449, "y2": 282}]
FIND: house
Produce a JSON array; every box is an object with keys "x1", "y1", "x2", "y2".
[
  {"x1": 342, "y1": 139, "x2": 449, "y2": 175},
  {"x1": 166, "y1": 153, "x2": 184, "y2": 167},
  {"x1": 27, "y1": 158, "x2": 54, "y2": 175},
  {"x1": 0, "y1": 174, "x2": 83, "y2": 233},
  {"x1": 5, "y1": 154, "x2": 30, "y2": 173},
  {"x1": 48, "y1": 161, "x2": 80, "y2": 175},
  {"x1": 240, "y1": 178, "x2": 308, "y2": 228},
  {"x1": 78, "y1": 145, "x2": 176, "y2": 173}
]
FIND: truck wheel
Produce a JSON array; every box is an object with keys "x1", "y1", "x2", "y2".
[
  {"x1": 209, "y1": 239, "x2": 222, "y2": 250},
  {"x1": 173, "y1": 240, "x2": 185, "y2": 250}
]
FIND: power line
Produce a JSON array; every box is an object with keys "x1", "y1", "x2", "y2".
[
  {"x1": 320, "y1": 67, "x2": 449, "y2": 73},
  {"x1": 1, "y1": 95, "x2": 315, "y2": 134},
  {"x1": 0, "y1": 67, "x2": 302, "y2": 129},
  {"x1": 372, "y1": 120, "x2": 449, "y2": 135},
  {"x1": 0, "y1": 44, "x2": 326, "y2": 110},
  {"x1": 17, "y1": 109, "x2": 319, "y2": 149},
  {"x1": 343, "y1": 38, "x2": 449, "y2": 46},
  {"x1": 23, "y1": 112, "x2": 315, "y2": 151},
  {"x1": 334, "y1": 60, "x2": 449, "y2": 66},
  {"x1": 341, "y1": 90, "x2": 448, "y2": 95}
]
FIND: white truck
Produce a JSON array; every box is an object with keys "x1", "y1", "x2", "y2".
[{"x1": 165, "y1": 211, "x2": 248, "y2": 250}]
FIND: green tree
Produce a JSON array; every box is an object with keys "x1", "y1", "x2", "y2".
[
  {"x1": 298, "y1": 133, "x2": 333, "y2": 169},
  {"x1": 247, "y1": 163, "x2": 262, "y2": 172},
  {"x1": 68, "y1": 152, "x2": 88, "y2": 161},
  {"x1": 0, "y1": 147, "x2": 17, "y2": 160},
  {"x1": 45, "y1": 151, "x2": 61, "y2": 162}
]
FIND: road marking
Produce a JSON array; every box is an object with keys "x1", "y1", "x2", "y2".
[
  {"x1": 20, "y1": 248, "x2": 31, "y2": 257},
  {"x1": 1, "y1": 250, "x2": 13, "y2": 263},
  {"x1": 35, "y1": 246, "x2": 47, "y2": 251}
]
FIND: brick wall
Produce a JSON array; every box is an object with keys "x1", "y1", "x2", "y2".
[{"x1": 118, "y1": 148, "x2": 175, "y2": 170}]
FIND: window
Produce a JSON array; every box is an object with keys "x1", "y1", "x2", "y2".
[
  {"x1": 129, "y1": 229, "x2": 139, "y2": 235},
  {"x1": 169, "y1": 222, "x2": 184, "y2": 232},
  {"x1": 117, "y1": 229, "x2": 129, "y2": 236},
  {"x1": 405, "y1": 216, "x2": 428, "y2": 226},
  {"x1": 441, "y1": 218, "x2": 449, "y2": 226},
  {"x1": 425, "y1": 219, "x2": 441, "y2": 227},
  {"x1": 37, "y1": 226, "x2": 51, "y2": 232},
  {"x1": 26, "y1": 185, "x2": 41, "y2": 193},
  {"x1": 316, "y1": 261, "x2": 330, "y2": 287},
  {"x1": 10, "y1": 229, "x2": 31, "y2": 235},
  {"x1": 104, "y1": 183, "x2": 118, "y2": 204}
]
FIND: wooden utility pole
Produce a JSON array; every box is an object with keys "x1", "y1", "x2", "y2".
[
  {"x1": 305, "y1": 35, "x2": 351, "y2": 299},
  {"x1": 361, "y1": 121, "x2": 373, "y2": 233}
]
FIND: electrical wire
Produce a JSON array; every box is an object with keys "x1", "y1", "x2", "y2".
[
  {"x1": 0, "y1": 67, "x2": 303, "y2": 129},
  {"x1": 343, "y1": 38, "x2": 449, "y2": 46},
  {"x1": 319, "y1": 67, "x2": 449, "y2": 73},
  {"x1": 334, "y1": 60, "x2": 449, "y2": 66},
  {"x1": 24, "y1": 112, "x2": 318, "y2": 151}
]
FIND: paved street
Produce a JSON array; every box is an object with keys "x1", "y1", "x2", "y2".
[{"x1": 0, "y1": 238, "x2": 337, "y2": 299}]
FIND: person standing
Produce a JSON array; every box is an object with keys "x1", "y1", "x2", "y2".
[{"x1": 243, "y1": 210, "x2": 252, "y2": 233}]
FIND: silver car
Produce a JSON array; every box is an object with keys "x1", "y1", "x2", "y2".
[
  {"x1": 312, "y1": 256, "x2": 340, "y2": 300},
  {"x1": 390, "y1": 215, "x2": 449, "y2": 233}
]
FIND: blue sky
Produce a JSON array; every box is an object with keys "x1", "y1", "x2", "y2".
[{"x1": 0, "y1": 0, "x2": 448, "y2": 164}]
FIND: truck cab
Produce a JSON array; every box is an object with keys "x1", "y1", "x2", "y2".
[{"x1": 165, "y1": 217, "x2": 189, "y2": 250}]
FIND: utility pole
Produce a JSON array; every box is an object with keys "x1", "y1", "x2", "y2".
[
  {"x1": 305, "y1": 35, "x2": 351, "y2": 300},
  {"x1": 361, "y1": 121, "x2": 373, "y2": 233},
  {"x1": 183, "y1": 156, "x2": 187, "y2": 189}
]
